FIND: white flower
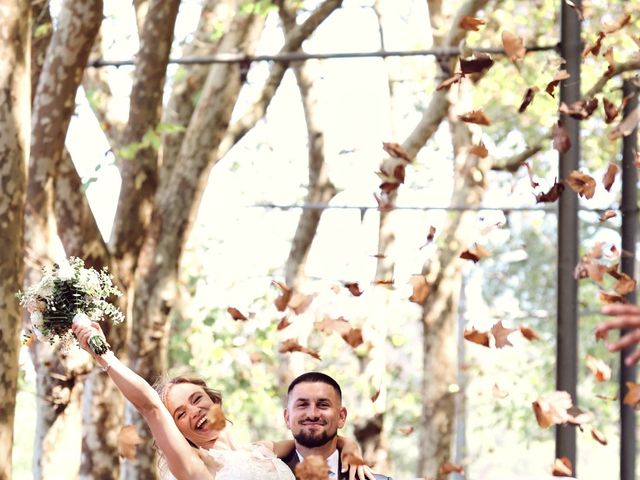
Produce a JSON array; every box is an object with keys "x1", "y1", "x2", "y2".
[
  {"x1": 57, "y1": 261, "x2": 74, "y2": 281},
  {"x1": 35, "y1": 277, "x2": 54, "y2": 299},
  {"x1": 80, "y1": 269, "x2": 101, "y2": 292}
]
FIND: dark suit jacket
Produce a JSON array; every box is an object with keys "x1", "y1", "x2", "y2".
[{"x1": 281, "y1": 448, "x2": 392, "y2": 480}]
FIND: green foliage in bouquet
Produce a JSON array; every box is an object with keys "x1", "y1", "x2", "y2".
[{"x1": 17, "y1": 257, "x2": 124, "y2": 353}]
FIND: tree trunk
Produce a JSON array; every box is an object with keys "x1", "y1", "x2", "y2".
[
  {"x1": 417, "y1": 85, "x2": 491, "y2": 480},
  {"x1": 0, "y1": 2, "x2": 29, "y2": 478},
  {"x1": 26, "y1": 1, "x2": 103, "y2": 478}
]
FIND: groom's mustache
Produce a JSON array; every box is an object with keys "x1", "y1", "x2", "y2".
[{"x1": 300, "y1": 417, "x2": 326, "y2": 425}]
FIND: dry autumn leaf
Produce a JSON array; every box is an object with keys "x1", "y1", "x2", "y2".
[
  {"x1": 614, "y1": 272, "x2": 637, "y2": 296},
  {"x1": 552, "y1": 456, "x2": 573, "y2": 477},
  {"x1": 398, "y1": 425, "x2": 415, "y2": 436},
  {"x1": 545, "y1": 70, "x2": 571, "y2": 97},
  {"x1": 491, "y1": 320, "x2": 516, "y2": 348},
  {"x1": 582, "y1": 31, "x2": 605, "y2": 57},
  {"x1": 602, "y1": 163, "x2": 618, "y2": 191},
  {"x1": 501, "y1": 31, "x2": 526, "y2": 61},
  {"x1": 436, "y1": 72, "x2": 464, "y2": 91},
  {"x1": 609, "y1": 107, "x2": 640, "y2": 141},
  {"x1": 460, "y1": 244, "x2": 491, "y2": 263},
  {"x1": 279, "y1": 339, "x2": 321, "y2": 360},
  {"x1": 205, "y1": 404, "x2": 227, "y2": 431},
  {"x1": 591, "y1": 426, "x2": 608, "y2": 446},
  {"x1": 585, "y1": 354, "x2": 611, "y2": 382},
  {"x1": 370, "y1": 388, "x2": 380, "y2": 403},
  {"x1": 518, "y1": 86, "x2": 539, "y2": 113},
  {"x1": 460, "y1": 54, "x2": 494, "y2": 74},
  {"x1": 344, "y1": 282, "x2": 363, "y2": 297},
  {"x1": 602, "y1": 13, "x2": 631, "y2": 34},
  {"x1": 566, "y1": 170, "x2": 596, "y2": 199},
  {"x1": 463, "y1": 327, "x2": 490, "y2": 347},
  {"x1": 599, "y1": 291, "x2": 627, "y2": 304},
  {"x1": 117, "y1": 425, "x2": 143, "y2": 460},
  {"x1": 227, "y1": 306, "x2": 248, "y2": 321},
  {"x1": 559, "y1": 98, "x2": 598, "y2": 120},
  {"x1": 276, "y1": 316, "x2": 291, "y2": 330},
  {"x1": 623, "y1": 382, "x2": 640, "y2": 408},
  {"x1": 316, "y1": 316, "x2": 351, "y2": 336},
  {"x1": 382, "y1": 142, "x2": 411, "y2": 162},
  {"x1": 273, "y1": 280, "x2": 292, "y2": 311},
  {"x1": 492, "y1": 383, "x2": 509, "y2": 399},
  {"x1": 519, "y1": 324, "x2": 540, "y2": 341},
  {"x1": 458, "y1": 110, "x2": 491, "y2": 126},
  {"x1": 535, "y1": 180, "x2": 565, "y2": 203},
  {"x1": 523, "y1": 162, "x2": 539, "y2": 188},
  {"x1": 599, "y1": 210, "x2": 617, "y2": 222},
  {"x1": 459, "y1": 15, "x2": 485, "y2": 31},
  {"x1": 409, "y1": 275, "x2": 430, "y2": 304},
  {"x1": 532, "y1": 391, "x2": 573, "y2": 428},
  {"x1": 295, "y1": 455, "x2": 330, "y2": 480},
  {"x1": 288, "y1": 293, "x2": 314, "y2": 315},
  {"x1": 469, "y1": 143, "x2": 488, "y2": 158},
  {"x1": 439, "y1": 462, "x2": 464, "y2": 475},
  {"x1": 342, "y1": 327, "x2": 364, "y2": 348}
]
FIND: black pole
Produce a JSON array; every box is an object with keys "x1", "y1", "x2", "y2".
[
  {"x1": 620, "y1": 79, "x2": 638, "y2": 480},
  {"x1": 556, "y1": 0, "x2": 581, "y2": 470}
]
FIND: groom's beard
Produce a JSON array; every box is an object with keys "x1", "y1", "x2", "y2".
[{"x1": 294, "y1": 422, "x2": 337, "y2": 448}]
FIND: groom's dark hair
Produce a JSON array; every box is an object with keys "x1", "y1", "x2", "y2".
[{"x1": 287, "y1": 371, "x2": 342, "y2": 400}]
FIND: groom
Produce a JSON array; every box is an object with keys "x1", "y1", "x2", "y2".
[{"x1": 282, "y1": 372, "x2": 392, "y2": 480}]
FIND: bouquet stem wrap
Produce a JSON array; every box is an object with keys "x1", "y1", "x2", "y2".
[{"x1": 72, "y1": 313, "x2": 109, "y2": 355}]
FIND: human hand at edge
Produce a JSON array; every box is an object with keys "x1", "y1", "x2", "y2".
[{"x1": 595, "y1": 304, "x2": 640, "y2": 365}]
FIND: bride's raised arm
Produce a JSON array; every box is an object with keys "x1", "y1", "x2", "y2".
[{"x1": 73, "y1": 322, "x2": 212, "y2": 480}]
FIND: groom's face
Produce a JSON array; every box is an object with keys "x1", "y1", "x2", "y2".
[{"x1": 284, "y1": 381, "x2": 347, "y2": 449}]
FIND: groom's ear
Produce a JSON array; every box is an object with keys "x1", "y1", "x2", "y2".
[
  {"x1": 338, "y1": 406, "x2": 347, "y2": 429},
  {"x1": 283, "y1": 407, "x2": 291, "y2": 429}
]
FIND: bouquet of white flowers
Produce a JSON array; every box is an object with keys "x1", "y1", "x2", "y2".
[{"x1": 17, "y1": 257, "x2": 124, "y2": 355}]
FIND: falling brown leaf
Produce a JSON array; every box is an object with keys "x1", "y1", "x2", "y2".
[
  {"x1": 519, "y1": 324, "x2": 540, "y2": 341},
  {"x1": 582, "y1": 31, "x2": 605, "y2": 57},
  {"x1": 469, "y1": 143, "x2": 488, "y2": 158},
  {"x1": 295, "y1": 454, "x2": 330, "y2": 480},
  {"x1": 602, "y1": 163, "x2": 618, "y2": 191},
  {"x1": 491, "y1": 321, "x2": 516, "y2": 348},
  {"x1": 373, "y1": 278, "x2": 394, "y2": 286},
  {"x1": 591, "y1": 426, "x2": 608, "y2": 445},
  {"x1": 205, "y1": 404, "x2": 227, "y2": 431},
  {"x1": 603, "y1": 94, "x2": 631, "y2": 124},
  {"x1": 596, "y1": 392, "x2": 618, "y2": 401},
  {"x1": 532, "y1": 391, "x2": 574, "y2": 428},
  {"x1": 436, "y1": 72, "x2": 464, "y2": 91},
  {"x1": 545, "y1": 70, "x2": 571, "y2": 97},
  {"x1": 501, "y1": 31, "x2": 526, "y2": 61},
  {"x1": 492, "y1": 383, "x2": 509, "y2": 399},
  {"x1": 370, "y1": 388, "x2": 380, "y2": 403},
  {"x1": 344, "y1": 282, "x2": 363, "y2": 297},
  {"x1": 379, "y1": 181, "x2": 400, "y2": 194},
  {"x1": 614, "y1": 272, "x2": 637, "y2": 296},
  {"x1": 463, "y1": 327, "x2": 490, "y2": 347},
  {"x1": 398, "y1": 425, "x2": 415, "y2": 436},
  {"x1": 535, "y1": 180, "x2": 565, "y2": 203},
  {"x1": 609, "y1": 107, "x2": 640, "y2": 141},
  {"x1": 279, "y1": 339, "x2": 321, "y2": 360},
  {"x1": 623, "y1": 382, "x2": 640, "y2": 407},
  {"x1": 382, "y1": 142, "x2": 411, "y2": 162},
  {"x1": 460, "y1": 244, "x2": 491, "y2": 263},
  {"x1": 518, "y1": 86, "x2": 539, "y2": 113},
  {"x1": 599, "y1": 291, "x2": 627, "y2": 304},
  {"x1": 409, "y1": 275, "x2": 430, "y2": 304},
  {"x1": 117, "y1": 425, "x2": 143, "y2": 460},
  {"x1": 585, "y1": 354, "x2": 612, "y2": 382},
  {"x1": 288, "y1": 293, "x2": 314, "y2": 315},
  {"x1": 552, "y1": 456, "x2": 573, "y2": 477},
  {"x1": 273, "y1": 280, "x2": 292, "y2": 312},
  {"x1": 523, "y1": 162, "x2": 539, "y2": 188},
  {"x1": 566, "y1": 170, "x2": 596, "y2": 199},
  {"x1": 277, "y1": 316, "x2": 291, "y2": 330},
  {"x1": 603, "y1": 47, "x2": 616, "y2": 77},
  {"x1": 315, "y1": 316, "x2": 351, "y2": 336},
  {"x1": 460, "y1": 54, "x2": 494, "y2": 74},
  {"x1": 599, "y1": 210, "x2": 617, "y2": 222},
  {"x1": 227, "y1": 307, "x2": 248, "y2": 321},
  {"x1": 552, "y1": 121, "x2": 571, "y2": 154},
  {"x1": 459, "y1": 15, "x2": 485, "y2": 31},
  {"x1": 342, "y1": 328, "x2": 364, "y2": 348},
  {"x1": 458, "y1": 110, "x2": 491, "y2": 126},
  {"x1": 559, "y1": 98, "x2": 599, "y2": 120},
  {"x1": 425, "y1": 225, "x2": 436, "y2": 243},
  {"x1": 439, "y1": 462, "x2": 464, "y2": 475}
]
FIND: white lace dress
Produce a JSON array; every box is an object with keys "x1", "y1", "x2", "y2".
[{"x1": 159, "y1": 443, "x2": 296, "y2": 480}]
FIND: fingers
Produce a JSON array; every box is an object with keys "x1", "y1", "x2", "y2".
[
  {"x1": 607, "y1": 329, "x2": 640, "y2": 353},
  {"x1": 602, "y1": 304, "x2": 640, "y2": 316},
  {"x1": 363, "y1": 466, "x2": 376, "y2": 480},
  {"x1": 348, "y1": 465, "x2": 356, "y2": 480},
  {"x1": 625, "y1": 349, "x2": 640, "y2": 366}
]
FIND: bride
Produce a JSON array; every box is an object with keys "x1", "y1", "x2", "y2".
[{"x1": 73, "y1": 321, "x2": 372, "y2": 480}]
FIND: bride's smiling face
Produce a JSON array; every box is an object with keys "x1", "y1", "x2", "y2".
[{"x1": 165, "y1": 382, "x2": 222, "y2": 449}]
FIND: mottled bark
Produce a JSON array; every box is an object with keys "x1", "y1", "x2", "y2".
[
  {"x1": 26, "y1": 1, "x2": 103, "y2": 478},
  {"x1": 417, "y1": 89, "x2": 491, "y2": 480},
  {"x1": 218, "y1": 0, "x2": 344, "y2": 158},
  {"x1": 0, "y1": 2, "x2": 29, "y2": 479},
  {"x1": 161, "y1": 0, "x2": 238, "y2": 188},
  {"x1": 110, "y1": 0, "x2": 180, "y2": 284},
  {"x1": 31, "y1": 0, "x2": 53, "y2": 103},
  {"x1": 122, "y1": 11, "x2": 266, "y2": 479},
  {"x1": 279, "y1": 1, "x2": 337, "y2": 289}
]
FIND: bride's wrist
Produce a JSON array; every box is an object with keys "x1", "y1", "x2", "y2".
[{"x1": 96, "y1": 350, "x2": 115, "y2": 372}]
